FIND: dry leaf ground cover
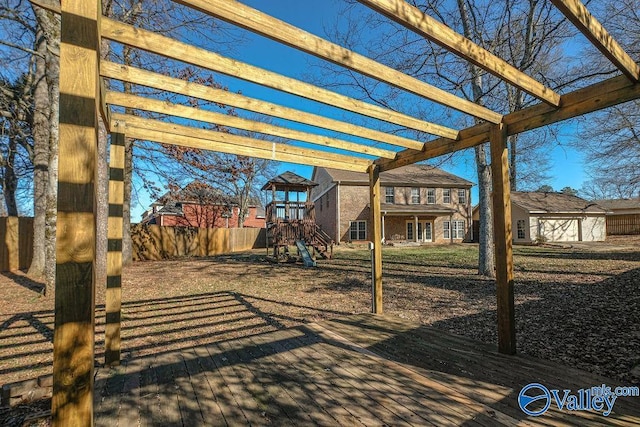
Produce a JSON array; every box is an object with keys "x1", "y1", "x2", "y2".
[{"x1": 1, "y1": 237, "x2": 639, "y2": 398}]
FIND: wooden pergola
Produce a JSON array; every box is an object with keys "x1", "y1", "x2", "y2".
[{"x1": 49, "y1": 0, "x2": 639, "y2": 424}]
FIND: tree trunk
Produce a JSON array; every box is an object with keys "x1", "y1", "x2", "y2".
[
  {"x1": 457, "y1": 0, "x2": 495, "y2": 277},
  {"x1": 95, "y1": 118, "x2": 109, "y2": 287},
  {"x1": 475, "y1": 144, "x2": 495, "y2": 277},
  {"x1": 508, "y1": 134, "x2": 518, "y2": 191},
  {"x1": 121, "y1": 46, "x2": 135, "y2": 266},
  {"x1": 2, "y1": 132, "x2": 18, "y2": 216},
  {"x1": 28, "y1": 20, "x2": 50, "y2": 279},
  {"x1": 42, "y1": 9, "x2": 60, "y2": 288},
  {"x1": 122, "y1": 137, "x2": 133, "y2": 266}
]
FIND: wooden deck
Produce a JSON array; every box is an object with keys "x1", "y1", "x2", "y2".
[{"x1": 94, "y1": 314, "x2": 640, "y2": 426}]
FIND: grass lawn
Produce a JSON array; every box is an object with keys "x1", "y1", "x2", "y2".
[{"x1": 1, "y1": 240, "x2": 639, "y2": 393}]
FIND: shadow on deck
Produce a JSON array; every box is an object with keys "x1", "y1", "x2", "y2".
[{"x1": 94, "y1": 314, "x2": 640, "y2": 426}]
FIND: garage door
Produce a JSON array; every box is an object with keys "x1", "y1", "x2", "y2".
[{"x1": 538, "y1": 218, "x2": 579, "y2": 242}]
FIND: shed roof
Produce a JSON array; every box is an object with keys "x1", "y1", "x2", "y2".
[
  {"x1": 511, "y1": 192, "x2": 607, "y2": 214},
  {"x1": 261, "y1": 171, "x2": 318, "y2": 191},
  {"x1": 319, "y1": 165, "x2": 473, "y2": 187}
]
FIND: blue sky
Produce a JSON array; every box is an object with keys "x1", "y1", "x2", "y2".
[{"x1": 132, "y1": 0, "x2": 589, "y2": 219}]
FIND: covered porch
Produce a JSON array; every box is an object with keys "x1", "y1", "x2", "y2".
[
  {"x1": 93, "y1": 313, "x2": 640, "y2": 426},
  {"x1": 381, "y1": 204, "x2": 461, "y2": 244}
]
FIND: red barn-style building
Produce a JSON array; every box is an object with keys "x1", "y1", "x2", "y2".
[{"x1": 141, "y1": 182, "x2": 265, "y2": 228}]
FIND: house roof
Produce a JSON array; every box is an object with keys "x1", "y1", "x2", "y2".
[
  {"x1": 151, "y1": 182, "x2": 262, "y2": 209},
  {"x1": 261, "y1": 171, "x2": 318, "y2": 190},
  {"x1": 593, "y1": 198, "x2": 640, "y2": 211},
  {"x1": 511, "y1": 192, "x2": 607, "y2": 214},
  {"x1": 319, "y1": 164, "x2": 473, "y2": 187}
]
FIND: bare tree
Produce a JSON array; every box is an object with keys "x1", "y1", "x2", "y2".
[
  {"x1": 571, "y1": 0, "x2": 640, "y2": 200},
  {"x1": 319, "y1": 0, "x2": 569, "y2": 276}
]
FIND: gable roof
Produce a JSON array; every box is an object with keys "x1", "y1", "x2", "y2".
[
  {"x1": 511, "y1": 192, "x2": 607, "y2": 214},
  {"x1": 593, "y1": 198, "x2": 640, "y2": 211},
  {"x1": 261, "y1": 171, "x2": 318, "y2": 190},
  {"x1": 153, "y1": 181, "x2": 262, "y2": 208},
  {"x1": 318, "y1": 164, "x2": 473, "y2": 187}
]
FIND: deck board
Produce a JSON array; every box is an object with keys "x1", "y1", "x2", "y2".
[{"x1": 94, "y1": 313, "x2": 640, "y2": 426}]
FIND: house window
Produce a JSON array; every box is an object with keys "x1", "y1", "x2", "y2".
[
  {"x1": 453, "y1": 220, "x2": 465, "y2": 239},
  {"x1": 411, "y1": 188, "x2": 420, "y2": 204},
  {"x1": 427, "y1": 188, "x2": 435, "y2": 204},
  {"x1": 517, "y1": 219, "x2": 526, "y2": 239},
  {"x1": 443, "y1": 220, "x2": 465, "y2": 239},
  {"x1": 385, "y1": 187, "x2": 395, "y2": 204},
  {"x1": 407, "y1": 222, "x2": 414, "y2": 240},
  {"x1": 443, "y1": 189, "x2": 451, "y2": 204},
  {"x1": 458, "y1": 189, "x2": 466, "y2": 204},
  {"x1": 349, "y1": 220, "x2": 366, "y2": 241}
]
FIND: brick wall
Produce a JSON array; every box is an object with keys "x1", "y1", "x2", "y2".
[
  {"x1": 314, "y1": 185, "x2": 338, "y2": 242},
  {"x1": 337, "y1": 185, "x2": 472, "y2": 243}
]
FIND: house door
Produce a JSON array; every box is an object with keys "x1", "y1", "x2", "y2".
[
  {"x1": 424, "y1": 222, "x2": 433, "y2": 242},
  {"x1": 418, "y1": 222, "x2": 433, "y2": 242}
]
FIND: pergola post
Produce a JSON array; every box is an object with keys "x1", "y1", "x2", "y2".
[
  {"x1": 490, "y1": 123, "x2": 516, "y2": 355},
  {"x1": 53, "y1": 0, "x2": 101, "y2": 425},
  {"x1": 105, "y1": 126, "x2": 125, "y2": 366},
  {"x1": 369, "y1": 165, "x2": 383, "y2": 314}
]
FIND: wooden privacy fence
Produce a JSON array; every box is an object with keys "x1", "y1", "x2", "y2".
[
  {"x1": 0, "y1": 217, "x2": 33, "y2": 272},
  {"x1": 132, "y1": 224, "x2": 266, "y2": 260},
  {"x1": 607, "y1": 214, "x2": 640, "y2": 235}
]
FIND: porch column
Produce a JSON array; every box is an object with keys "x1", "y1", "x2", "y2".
[
  {"x1": 54, "y1": 0, "x2": 100, "y2": 424},
  {"x1": 105, "y1": 126, "x2": 125, "y2": 366},
  {"x1": 490, "y1": 123, "x2": 516, "y2": 355},
  {"x1": 381, "y1": 214, "x2": 386, "y2": 243},
  {"x1": 369, "y1": 165, "x2": 383, "y2": 314},
  {"x1": 414, "y1": 215, "x2": 419, "y2": 242}
]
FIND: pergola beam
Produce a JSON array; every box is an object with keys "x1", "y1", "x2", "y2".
[
  {"x1": 105, "y1": 91, "x2": 396, "y2": 159},
  {"x1": 359, "y1": 0, "x2": 561, "y2": 106},
  {"x1": 369, "y1": 165, "x2": 383, "y2": 314},
  {"x1": 54, "y1": 0, "x2": 99, "y2": 424},
  {"x1": 101, "y1": 62, "x2": 426, "y2": 151},
  {"x1": 101, "y1": 18, "x2": 459, "y2": 140},
  {"x1": 112, "y1": 114, "x2": 372, "y2": 172},
  {"x1": 377, "y1": 72, "x2": 640, "y2": 171},
  {"x1": 490, "y1": 123, "x2": 516, "y2": 355},
  {"x1": 105, "y1": 126, "x2": 125, "y2": 366},
  {"x1": 171, "y1": 0, "x2": 502, "y2": 124},
  {"x1": 551, "y1": 0, "x2": 640, "y2": 82}
]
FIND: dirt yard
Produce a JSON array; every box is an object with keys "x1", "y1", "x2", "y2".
[{"x1": 1, "y1": 238, "x2": 639, "y2": 422}]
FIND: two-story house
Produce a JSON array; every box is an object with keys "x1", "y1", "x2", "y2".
[
  {"x1": 311, "y1": 165, "x2": 474, "y2": 244},
  {"x1": 141, "y1": 182, "x2": 265, "y2": 229}
]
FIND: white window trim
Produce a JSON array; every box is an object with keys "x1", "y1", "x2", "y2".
[
  {"x1": 517, "y1": 219, "x2": 526, "y2": 239},
  {"x1": 427, "y1": 188, "x2": 436, "y2": 204},
  {"x1": 453, "y1": 220, "x2": 466, "y2": 239},
  {"x1": 410, "y1": 188, "x2": 420, "y2": 204},
  {"x1": 443, "y1": 189, "x2": 451, "y2": 204},
  {"x1": 349, "y1": 220, "x2": 367, "y2": 241},
  {"x1": 458, "y1": 189, "x2": 466, "y2": 204},
  {"x1": 385, "y1": 187, "x2": 395, "y2": 204}
]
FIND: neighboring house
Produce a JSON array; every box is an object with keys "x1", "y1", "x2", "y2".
[
  {"x1": 141, "y1": 182, "x2": 265, "y2": 228},
  {"x1": 594, "y1": 197, "x2": 640, "y2": 235},
  {"x1": 473, "y1": 191, "x2": 607, "y2": 243},
  {"x1": 311, "y1": 165, "x2": 474, "y2": 244}
]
